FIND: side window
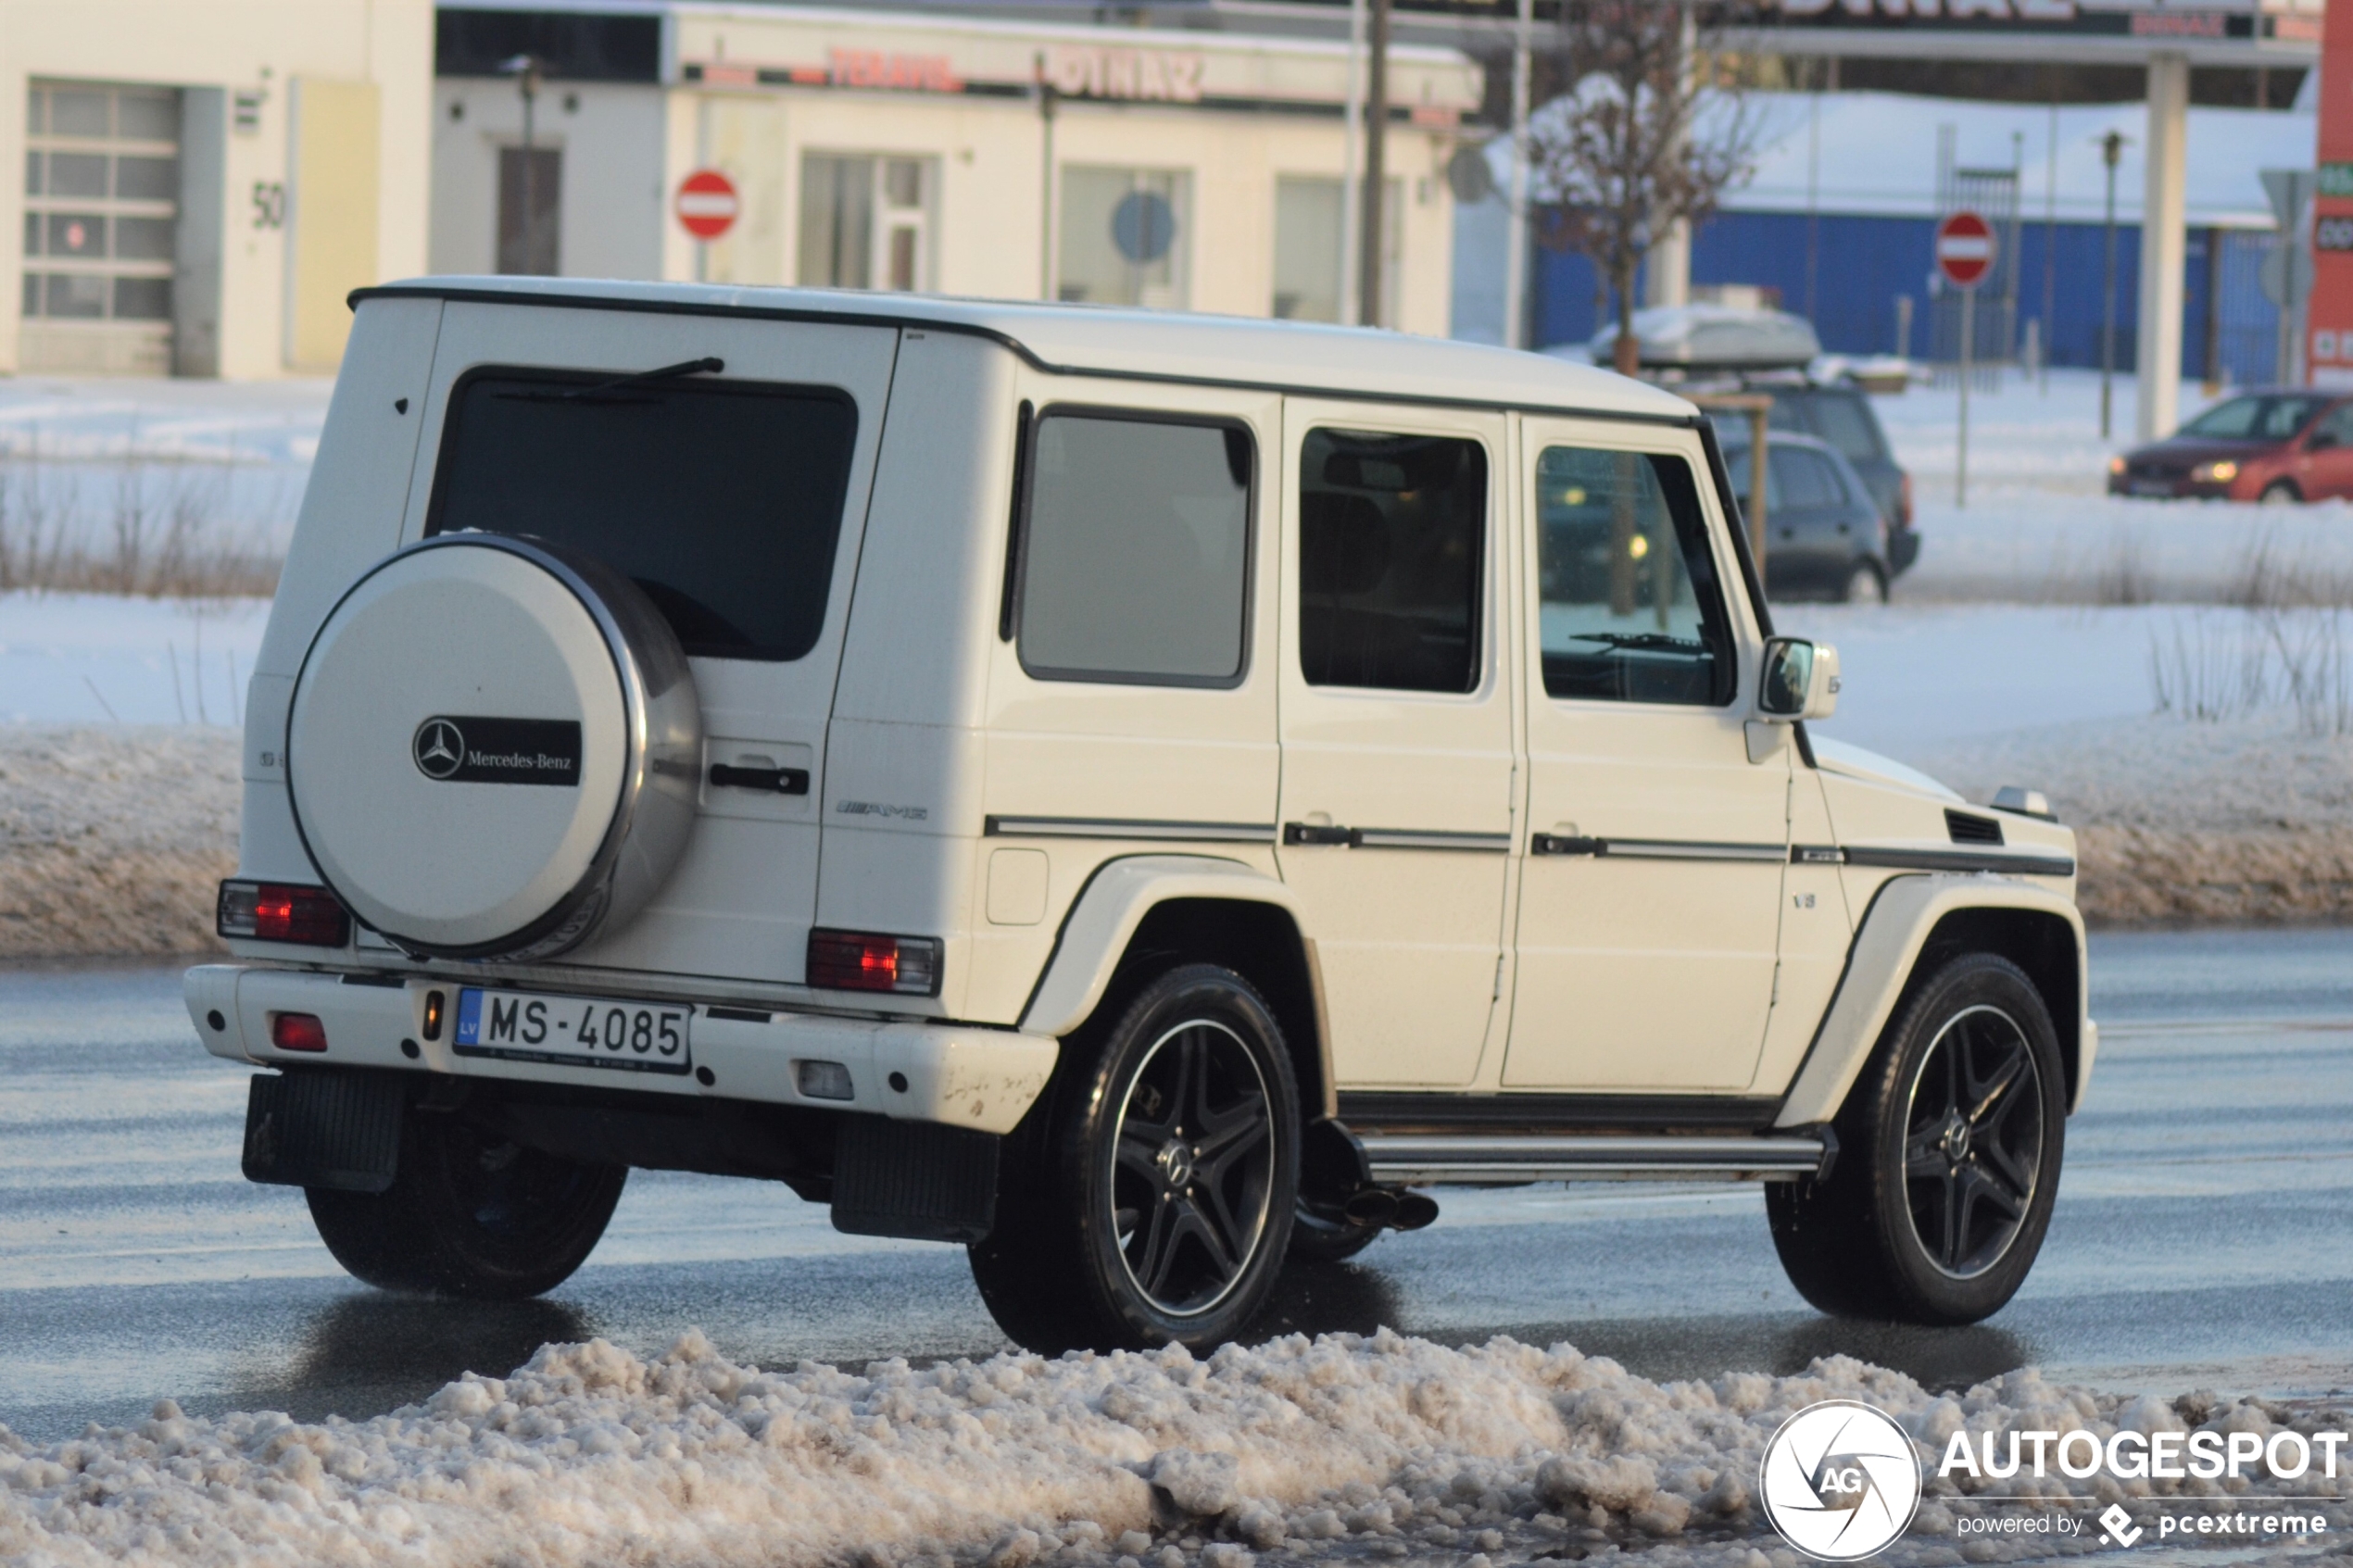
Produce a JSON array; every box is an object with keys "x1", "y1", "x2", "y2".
[
  {"x1": 1535, "y1": 446, "x2": 1735, "y2": 708},
  {"x1": 1298, "y1": 429, "x2": 1488, "y2": 693},
  {"x1": 1773, "y1": 447, "x2": 1837, "y2": 508},
  {"x1": 2321, "y1": 405, "x2": 2353, "y2": 445},
  {"x1": 1015, "y1": 410, "x2": 1252, "y2": 685},
  {"x1": 1809, "y1": 393, "x2": 1888, "y2": 467}
]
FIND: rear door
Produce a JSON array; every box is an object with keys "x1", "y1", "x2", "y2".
[
  {"x1": 1275, "y1": 400, "x2": 1516, "y2": 1087},
  {"x1": 2303, "y1": 402, "x2": 2353, "y2": 499},
  {"x1": 396, "y1": 302, "x2": 900, "y2": 985}
]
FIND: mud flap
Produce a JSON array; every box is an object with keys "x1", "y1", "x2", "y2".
[
  {"x1": 831, "y1": 1115, "x2": 999, "y2": 1244},
  {"x1": 242, "y1": 1070, "x2": 407, "y2": 1193}
]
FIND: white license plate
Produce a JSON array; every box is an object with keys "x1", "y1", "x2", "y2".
[
  {"x1": 2129, "y1": 479, "x2": 2175, "y2": 496},
  {"x1": 453, "y1": 987, "x2": 692, "y2": 1075}
]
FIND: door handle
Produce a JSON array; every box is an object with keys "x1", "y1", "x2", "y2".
[
  {"x1": 1530, "y1": 833, "x2": 1602, "y2": 856},
  {"x1": 710, "y1": 763, "x2": 811, "y2": 795},
  {"x1": 1282, "y1": 822, "x2": 1354, "y2": 847}
]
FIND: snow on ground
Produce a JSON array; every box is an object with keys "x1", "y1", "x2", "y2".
[
  {"x1": 0, "y1": 376, "x2": 329, "y2": 575},
  {"x1": 1877, "y1": 368, "x2": 2353, "y2": 605},
  {"x1": 0, "y1": 593, "x2": 266, "y2": 727},
  {"x1": 0, "y1": 726, "x2": 236, "y2": 959},
  {"x1": 0, "y1": 1327, "x2": 2341, "y2": 1568}
]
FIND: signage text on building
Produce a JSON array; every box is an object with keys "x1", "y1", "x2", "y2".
[{"x1": 1043, "y1": 45, "x2": 1204, "y2": 104}]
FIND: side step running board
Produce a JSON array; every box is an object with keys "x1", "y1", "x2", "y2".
[{"x1": 1359, "y1": 1133, "x2": 1830, "y2": 1185}]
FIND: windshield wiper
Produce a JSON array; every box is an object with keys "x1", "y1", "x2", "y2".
[
  {"x1": 1567, "y1": 631, "x2": 1706, "y2": 653},
  {"x1": 497, "y1": 357, "x2": 725, "y2": 405}
]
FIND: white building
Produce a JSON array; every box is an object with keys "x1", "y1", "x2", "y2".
[
  {"x1": 430, "y1": 3, "x2": 1482, "y2": 335},
  {"x1": 2, "y1": 0, "x2": 434, "y2": 377}
]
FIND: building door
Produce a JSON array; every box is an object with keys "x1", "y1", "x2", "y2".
[
  {"x1": 1502, "y1": 421, "x2": 1789, "y2": 1093},
  {"x1": 497, "y1": 146, "x2": 560, "y2": 275},
  {"x1": 1275, "y1": 401, "x2": 1516, "y2": 1087},
  {"x1": 20, "y1": 82, "x2": 179, "y2": 374},
  {"x1": 797, "y1": 154, "x2": 935, "y2": 293}
]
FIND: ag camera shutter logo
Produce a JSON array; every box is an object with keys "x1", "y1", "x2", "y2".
[{"x1": 1759, "y1": 1399, "x2": 1924, "y2": 1561}]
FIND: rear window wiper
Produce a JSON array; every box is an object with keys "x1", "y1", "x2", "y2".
[
  {"x1": 1566, "y1": 631, "x2": 1707, "y2": 654},
  {"x1": 496, "y1": 357, "x2": 725, "y2": 405}
]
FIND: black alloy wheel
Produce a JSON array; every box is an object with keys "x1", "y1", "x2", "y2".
[
  {"x1": 307, "y1": 1110, "x2": 627, "y2": 1298},
  {"x1": 1768, "y1": 951, "x2": 2065, "y2": 1325},
  {"x1": 968, "y1": 963, "x2": 1300, "y2": 1353},
  {"x1": 1112, "y1": 1018, "x2": 1279, "y2": 1315},
  {"x1": 1902, "y1": 1003, "x2": 2045, "y2": 1279}
]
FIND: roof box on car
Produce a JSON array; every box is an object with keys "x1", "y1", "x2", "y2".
[{"x1": 1574, "y1": 304, "x2": 1823, "y2": 372}]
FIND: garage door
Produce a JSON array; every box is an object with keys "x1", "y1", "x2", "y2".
[{"x1": 20, "y1": 82, "x2": 178, "y2": 375}]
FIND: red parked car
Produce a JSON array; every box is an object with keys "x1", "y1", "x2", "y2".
[{"x1": 2109, "y1": 389, "x2": 2353, "y2": 503}]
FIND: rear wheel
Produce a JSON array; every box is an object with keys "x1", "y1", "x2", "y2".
[
  {"x1": 968, "y1": 964, "x2": 1299, "y2": 1352},
  {"x1": 1768, "y1": 952, "x2": 2063, "y2": 1324},
  {"x1": 307, "y1": 1110, "x2": 626, "y2": 1298}
]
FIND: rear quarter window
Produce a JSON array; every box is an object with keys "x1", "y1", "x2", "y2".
[{"x1": 426, "y1": 367, "x2": 858, "y2": 661}]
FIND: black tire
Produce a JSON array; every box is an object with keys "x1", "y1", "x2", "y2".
[
  {"x1": 2260, "y1": 480, "x2": 2302, "y2": 506},
  {"x1": 968, "y1": 963, "x2": 1300, "y2": 1353},
  {"x1": 307, "y1": 1109, "x2": 626, "y2": 1298},
  {"x1": 1290, "y1": 1204, "x2": 1384, "y2": 1263},
  {"x1": 1841, "y1": 559, "x2": 1889, "y2": 605},
  {"x1": 1768, "y1": 952, "x2": 2064, "y2": 1325}
]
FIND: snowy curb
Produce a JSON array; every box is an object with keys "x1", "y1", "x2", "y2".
[{"x1": 0, "y1": 1329, "x2": 2343, "y2": 1567}]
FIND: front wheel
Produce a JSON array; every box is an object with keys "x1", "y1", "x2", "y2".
[
  {"x1": 307, "y1": 1109, "x2": 626, "y2": 1298},
  {"x1": 1841, "y1": 559, "x2": 1889, "y2": 605},
  {"x1": 968, "y1": 964, "x2": 1299, "y2": 1353},
  {"x1": 2261, "y1": 480, "x2": 2302, "y2": 506},
  {"x1": 1768, "y1": 952, "x2": 2064, "y2": 1324}
]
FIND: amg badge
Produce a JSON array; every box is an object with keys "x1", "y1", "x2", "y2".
[{"x1": 411, "y1": 715, "x2": 583, "y2": 785}]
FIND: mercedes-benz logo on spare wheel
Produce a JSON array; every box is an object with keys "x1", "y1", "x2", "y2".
[
  {"x1": 1758, "y1": 1399, "x2": 1923, "y2": 1561},
  {"x1": 413, "y1": 718, "x2": 465, "y2": 780}
]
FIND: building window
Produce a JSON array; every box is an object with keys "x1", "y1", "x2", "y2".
[
  {"x1": 1059, "y1": 166, "x2": 1190, "y2": 310},
  {"x1": 798, "y1": 154, "x2": 934, "y2": 292},
  {"x1": 20, "y1": 82, "x2": 179, "y2": 333},
  {"x1": 1272, "y1": 175, "x2": 1402, "y2": 327},
  {"x1": 497, "y1": 146, "x2": 560, "y2": 275}
]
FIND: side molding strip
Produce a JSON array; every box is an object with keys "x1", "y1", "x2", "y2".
[{"x1": 987, "y1": 816, "x2": 1277, "y2": 845}]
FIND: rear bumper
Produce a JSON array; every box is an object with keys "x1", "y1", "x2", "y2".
[
  {"x1": 184, "y1": 964, "x2": 1058, "y2": 1135},
  {"x1": 1888, "y1": 529, "x2": 1920, "y2": 574}
]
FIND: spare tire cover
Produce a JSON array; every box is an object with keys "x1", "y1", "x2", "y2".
[{"x1": 287, "y1": 533, "x2": 701, "y2": 960}]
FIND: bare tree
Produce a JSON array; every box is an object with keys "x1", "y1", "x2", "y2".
[{"x1": 1529, "y1": 0, "x2": 1759, "y2": 375}]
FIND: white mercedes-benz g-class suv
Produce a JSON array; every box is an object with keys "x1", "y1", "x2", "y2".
[{"x1": 187, "y1": 278, "x2": 2090, "y2": 1351}]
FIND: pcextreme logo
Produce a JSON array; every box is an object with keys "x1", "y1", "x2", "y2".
[{"x1": 1759, "y1": 1400, "x2": 1924, "y2": 1561}]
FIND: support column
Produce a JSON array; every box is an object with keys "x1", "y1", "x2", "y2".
[
  {"x1": 1645, "y1": 223, "x2": 1690, "y2": 309},
  {"x1": 2136, "y1": 52, "x2": 2189, "y2": 441}
]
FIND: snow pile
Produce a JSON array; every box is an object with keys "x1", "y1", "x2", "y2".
[
  {"x1": 0, "y1": 726, "x2": 238, "y2": 959},
  {"x1": 1921, "y1": 709, "x2": 2353, "y2": 926},
  {"x1": 0, "y1": 1329, "x2": 2343, "y2": 1568}
]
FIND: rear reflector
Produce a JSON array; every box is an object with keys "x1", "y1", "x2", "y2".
[
  {"x1": 270, "y1": 1012, "x2": 329, "y2": 1052},
  {"x1": 218, "y1": 881, "x2": 351, "y2": 947},
  {"x1": 807, "y1": 929, "x2": 943, "y2": 996}
]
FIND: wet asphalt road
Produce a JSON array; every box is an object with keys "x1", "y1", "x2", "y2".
[{"x1": 2, "y1": 928, "x2": 2349, "y2": 1444}]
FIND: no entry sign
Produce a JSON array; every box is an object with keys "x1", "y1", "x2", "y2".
[
  {"x1": 1935, "y1": 210, "x2": 1996, "y2": 290},
  {"x1": 675, "y1": 169, "x2": 739, "y2": 242}
]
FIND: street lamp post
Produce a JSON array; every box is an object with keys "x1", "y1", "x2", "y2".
[
  {"x1": 2099, "y1": 129, "x2": 2123, "y2": 440},
  {"x1": 499, "y1": 54, "x2": 545, "y2": 275}
]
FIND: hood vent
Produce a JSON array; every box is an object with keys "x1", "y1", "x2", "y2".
[{"x1": 1945, "y1": 809, "x2": 2005, "y2": 846}]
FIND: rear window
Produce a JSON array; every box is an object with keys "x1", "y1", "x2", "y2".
[
  {"x1": 1806, "y1": 393, "x2": 1889, "y2": 468},
  {"x1": 427, "y1": 367, "x2": 858, "y2": 660}
]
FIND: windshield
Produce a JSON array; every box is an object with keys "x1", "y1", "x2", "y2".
[
  {"x1": 2180, "y1": 395, "x2": 2326, "y2": 441},
  {"x1": 427, "y1": 367, "x2": 858, "y2": 660}
]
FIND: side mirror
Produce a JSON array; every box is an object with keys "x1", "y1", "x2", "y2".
[
  {"x1": 1758, "y1": 636, "x2": 1840, "y2": 721},
  {"x1": 2309, "y1": 431, "x2": 2339, "y2": 452}
]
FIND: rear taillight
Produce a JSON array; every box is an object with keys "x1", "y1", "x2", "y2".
[
  {"x1": 270, "y1": 1012, "x2": 328, "y2": 1052},
  {"x1": 218, "y1": 881, "x2": 351, "y2": 947},
  {"x1": 807, "y1": 929, "x2": 943, "y2": 996}
]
